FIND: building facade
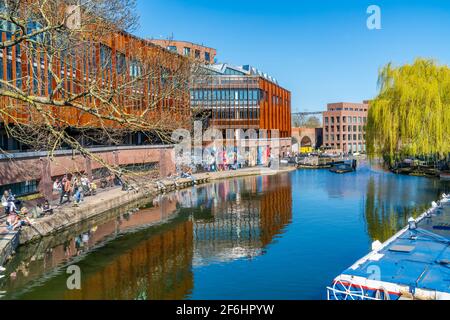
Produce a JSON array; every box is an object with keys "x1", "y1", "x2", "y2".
[
  {"x1": 322, "y1": 101, "x2": 369, "y2": 154},
  {"x1": 292, "y1": 127, "x2": 323, "y2": 153},
  {"x1": 0, "y1": 15, "x2": 189, "y2": 197},
  {"x1": 191, "y1": 64, "x2": 292, "y2": 156},
  {"x1": 148, "y1": 39, "x2": 217, "y2": 64}
]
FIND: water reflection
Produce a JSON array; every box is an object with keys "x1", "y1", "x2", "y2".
[
  {"x1": 188, "y1": 174, "x2": 292, "y2": 265},
  {"x1": 0, "y1": 174, "x2": 292, "y2": 300},
  {"x1": 363, "y1": 171, "x2": 449, "y2": 242},
  {"x1": 2, "y1": 165, "x2": 448, "y2": 300}
]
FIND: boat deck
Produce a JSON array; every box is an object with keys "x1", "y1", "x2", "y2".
[{"x1": 328, "y1": 194, "x2": 450, "y2": 300}]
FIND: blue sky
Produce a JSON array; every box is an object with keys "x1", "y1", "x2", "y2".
[{"x1": 135, "y1": 0, "x2": 450, "y2": 112}]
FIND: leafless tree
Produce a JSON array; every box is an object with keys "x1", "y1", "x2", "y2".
[{"x1": 0, "y1": 0, "x2": 203, "y2": 188}]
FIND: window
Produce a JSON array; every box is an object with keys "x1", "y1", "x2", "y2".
[
  {"x1": 1, "y1": 180, "x2": 38, "y2": 197},
  {"x1": 195, "y1": 49, "x2": 200, "y2": 59},
  {"x1": 116, "y1": 52, "x2": 126, "y2": 75},
  {"x1": 183, "y1": 47, "x2": 191, "y2": 56},
  {"x1": 167, "y1": 46, "x2": 177, "y2": 52},
  {"x1": 205, "y1": 52, "x2": 210, "y2": 62}
]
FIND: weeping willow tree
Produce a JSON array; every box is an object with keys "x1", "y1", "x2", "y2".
[{"x1": 366, "y1": 59, "x2": 450, "y2": 166}]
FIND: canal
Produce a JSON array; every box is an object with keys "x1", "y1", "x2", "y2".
[{"x1": 1, "y1": 162, "x2": 449, "y2": 300}]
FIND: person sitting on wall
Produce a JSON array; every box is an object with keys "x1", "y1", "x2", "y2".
[
  {"x1": 33, "y1": 203, "x2": 44, "y2": 218},
  {"x1": 7, "y1": 207, "x2": 32, "y2": 231},
  {"x1": 43, "y1": 200, "x2": 54, "y2": 215},
  {"x1": 89, "y1": 178, "x2": 98, "y2": 195},
  {"x1": 181, "y1": 167, "x2": 197, "y2": 184}
]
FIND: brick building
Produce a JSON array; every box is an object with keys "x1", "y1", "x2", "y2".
[
  {"x1": 322, "y1": 101, "x2": 370, "y2": 154},
  {"x1": 148, "y1": 39, "x2": 217, "y2": 64},
  {"x1": 0, "y1": 15, "x2": 190, "y2": 197}
]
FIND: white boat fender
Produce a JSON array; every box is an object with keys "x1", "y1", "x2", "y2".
[
  {"x1": 408, "y1": 218, "x2": 417, "y2": 230},
  {"x1": 372, "y1": 240, "x2": 383, "y2": 252}
]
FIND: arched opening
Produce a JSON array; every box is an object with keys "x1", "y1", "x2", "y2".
[{"x1": 300, "y1": 136, "x2": 313, "y2": 153}]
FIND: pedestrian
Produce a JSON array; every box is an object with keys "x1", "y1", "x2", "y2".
[
  {"x1": 1, "y1": 190, "x2": 9, "y2": 215},
  {"x1": 6, "y1": 190, "x2": 17, "y2": 214},
  {"x1": 53, "y1": 179, "x2": 61, "y2": 193},
  {"x1": 60, "y1": 176, "x2": 72, "y2": 205}
]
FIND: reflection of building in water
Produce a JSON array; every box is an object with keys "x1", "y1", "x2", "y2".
[
  {"x1": 2, "y1": 197, "x2": 192, "y2": 300},
  {"x1": 189, "y1": 174, "x2": 292, "y2": 265},
  {"x1": 4, "y1": 174, "x2": 293, "y2": 299},
  {"x1": 64, "y1": 219, "x2": 194, "y2": 300}
]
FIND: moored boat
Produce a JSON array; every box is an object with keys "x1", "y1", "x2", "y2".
[
  {"x1": 327, "y1": 194, "x2": 450, "y2": 300},
  {"x1": 329, "y1": 160, "x2": 357, "y2": 174},
  {"x1": 440, "y1": 172, "x2": 450, "y2": 181}
]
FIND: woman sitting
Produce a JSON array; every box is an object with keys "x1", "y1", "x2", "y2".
[
  {"x1": 43, "y1": 200, "x2": 54, "y2": 215},
  {"x1": 7, "y1": 207, "x2": 32, "y2": 231}
]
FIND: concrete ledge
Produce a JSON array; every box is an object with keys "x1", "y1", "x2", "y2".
[
  {"x1": 19, "y1": 187, "x2": 152, "y2": 245},
  {"x1": 0, "y1": 232, "x2": 19, "y2": 266}
]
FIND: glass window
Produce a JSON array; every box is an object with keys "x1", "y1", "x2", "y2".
[
  {"x1": 183, "y1": 47, "x2": 191, "y2": 56},
  {"x1": 167, "y1": 46, "x2": 177, "y2": 52},
  {"x1": 0, "y1": 55, "x2": 3, "y2": 84},
  {"x1": 205, "y1": 52, "x2": 210, "y2": 62}
]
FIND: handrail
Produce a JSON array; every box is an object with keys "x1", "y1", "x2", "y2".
[{"x1": 0, "y1": 144, "x2": 175, "y2": 161}]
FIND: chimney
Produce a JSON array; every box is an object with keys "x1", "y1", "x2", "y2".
[{"x1": 66, "y1": 5, "x2": 81, "y2": 30}]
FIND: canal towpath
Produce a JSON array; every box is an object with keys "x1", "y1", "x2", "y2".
[{"x1": 0, "y1": 166, "x2": 296, "y2": 266}]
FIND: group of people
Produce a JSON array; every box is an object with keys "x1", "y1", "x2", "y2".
[
  {"x1": 2, "y1": 189, "x2": 56, "y2": 232},
  {"x1": 1, "y1": 191, "x2": 35, "y2": 232},
  {"x1": 54, "y1": 174, "x2": 98, "y2": 206}
]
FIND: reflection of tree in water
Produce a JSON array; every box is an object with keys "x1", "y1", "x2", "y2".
[{"x1": 364, "y1": 176, "x2": 448, "y2": 243}]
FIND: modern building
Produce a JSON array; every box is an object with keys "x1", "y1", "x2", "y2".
[
  {"x1": 191, "y1": 63, "x2": 292, "y2": 157},
  {"x1": 322, "y1": 101, "x2": 370, "y2": 154},
  {"x1": 148, "y1": 39, "x2": 217, "y2": 64}
]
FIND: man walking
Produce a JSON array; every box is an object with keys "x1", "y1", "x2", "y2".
[{"x1": 60, "y1": 176, "x2": 72, "y2": 205}]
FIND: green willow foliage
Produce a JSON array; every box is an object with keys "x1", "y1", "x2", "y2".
[{"x1": 366, "y1": 59, "x2": 450, "y2": 165}]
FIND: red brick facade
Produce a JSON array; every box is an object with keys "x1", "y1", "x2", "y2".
[{"x1": 323, "y1": 102, "x2": 369, "y2": 154}]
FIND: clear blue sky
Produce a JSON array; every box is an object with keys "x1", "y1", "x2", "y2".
[{"x1": 135, "y1": 0, "x2": 450, "y2": 112}]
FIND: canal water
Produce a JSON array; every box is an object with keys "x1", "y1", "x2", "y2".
[{"x1": 1, "y1": 162, "x2": 449, "y2": 300}]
